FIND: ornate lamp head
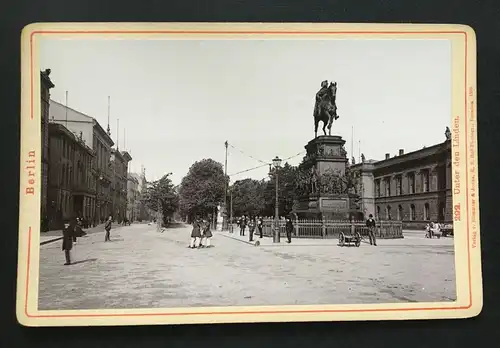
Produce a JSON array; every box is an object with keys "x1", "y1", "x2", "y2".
[{"x1": 272, "y1": 156, "x2": 282, "y2": 169}]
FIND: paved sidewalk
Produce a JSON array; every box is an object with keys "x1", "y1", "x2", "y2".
[{"x1": 38, "y1": 223, "x2": 456, "y2": 310}]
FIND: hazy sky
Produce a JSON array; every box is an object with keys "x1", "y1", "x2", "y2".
[{"x1": 40, "y1": 38, "x2": 451, "y2": 185}]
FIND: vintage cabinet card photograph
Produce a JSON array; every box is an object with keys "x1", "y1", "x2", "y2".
[{"x1": 17, "y1": 22, "x2": 482, "y2": 327}]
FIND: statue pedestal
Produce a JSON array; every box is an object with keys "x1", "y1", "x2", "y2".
[
  {"x1": 293, "y1": 135, "x2": 363, "y2": 221},
  {"x1": 305, "y1": 135, "x2": 348, "y2": 176},
  {"x1": 293, "y1": 193, "x2": 361, "y2": 220}
]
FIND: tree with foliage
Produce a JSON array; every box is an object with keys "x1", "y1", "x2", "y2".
[
  {"x1": 178, "y1": 159, "x2": 228, "y2": 222},
  {"x1": 262, "y1": 162, "x2": 298, "y2": 217},
  {"x1": 141, "y1": 173, "x2": 179, "y2": 226},
  {"x1": 229, "y1": 178, "x2": 265, "y2": 217}
]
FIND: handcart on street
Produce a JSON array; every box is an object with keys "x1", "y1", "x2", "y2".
[{"x1": 338, "y1": 230, "x2": 362, "y2": 247}]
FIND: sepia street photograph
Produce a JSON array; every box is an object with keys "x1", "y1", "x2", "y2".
[{"x1": 37, "y1": 37, "x2": 456, "y2": 311}]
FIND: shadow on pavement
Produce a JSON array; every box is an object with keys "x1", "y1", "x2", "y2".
[{"x1": 71, "y1": 258, "x2": 97, "y2": 265}]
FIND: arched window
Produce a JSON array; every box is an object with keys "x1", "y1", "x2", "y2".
[
  {"x1": 424, "y1": 203, "x2": 430, "y2": 220},
  {"x1": 386, "y1": 205, "x2": 392, "y2": 220},
  {"x1": 398, "y1": 205, "x2": 403, "y2": 220},
  {"x1": 410, "y1": 204, "x2": 416, "y2": 221}
]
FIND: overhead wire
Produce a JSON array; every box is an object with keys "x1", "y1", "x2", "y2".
[{"x1": 227, "y1": 148, "x2": 306, "y2": 177}]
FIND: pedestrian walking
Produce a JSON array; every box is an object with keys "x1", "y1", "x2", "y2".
[
  {"x1": 248, "y1": 217, "x2": 256, "y2": 242},
  {"x1": 257, "y1": 216, "x2": 264, "y2": 238},
  {"x1": 285, "y1": 217, "x2": 294, "y2": 243},
  {"x1": 62, "y1": 219, "x2": 76, "y2": 265},
  {"x1": 104, "y1": 215, "x2": 112, "y2": 242},
  {"x1": 366, "y1": 214, "x2": 377, "y2": 246},
  {"x1": 189, "y1": 218, "x2": 202, "y2": 248}
]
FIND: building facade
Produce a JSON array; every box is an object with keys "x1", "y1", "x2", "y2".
[
  {"x1": 49, "y1": 99, "x2": 115, "y2": 225},
  {"x1": 127, "y1": 174, "x2": 140, "y2": 221},
  {"x1": 110, "y1": 150, "x2": 132, "y2": 223},
  {"x1": 93, "y1": 123, "x2": 114, "y2": 224},
  {"x1": 47, "y1": 123, "x2": 95, "y2": 229},
  {"x1": 40, "y1": 69, "x2": 55, "y2": 231},
  {"x1": 351, "y1": 132, "x2": 452, "y2": 229}
]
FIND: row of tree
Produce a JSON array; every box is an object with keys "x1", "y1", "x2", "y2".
[
  {"x1": 229, "y1": 162, "x2": 298, "y2": 218},
  {"x1": 139, "y1": 157, "x2": 305, "y2": 226},
  {"x1": 140, "y1": 159, "x2": 228, "y2": 225}
]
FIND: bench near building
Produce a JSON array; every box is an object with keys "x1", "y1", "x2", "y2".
[{"x1": 350, "y1": 129, "x2": 452, "y2": 230}]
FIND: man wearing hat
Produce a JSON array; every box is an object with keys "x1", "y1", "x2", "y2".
[{"x1": 365, "y1": 214, "x2": 377, "y2": 246}]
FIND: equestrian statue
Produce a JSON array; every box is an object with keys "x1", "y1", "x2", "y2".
[{"x1": 313, "y1": 80, "x2": 339, "y2": 137}]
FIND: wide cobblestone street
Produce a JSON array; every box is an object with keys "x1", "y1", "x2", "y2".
[{"x1": 38, "y1": 223, "x2": 456, "y2": 310}]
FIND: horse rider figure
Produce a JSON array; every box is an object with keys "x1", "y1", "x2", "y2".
[{"x1": 313, "y1": 80, "x2": 339, "y2": 137}]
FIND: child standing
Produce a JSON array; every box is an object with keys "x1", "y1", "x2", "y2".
[
  {"x1": 190, "y1": 218, "x2": 202, "y2": 248},
  {"x1": 203, "y1": 220, "x2": 213, "y2": 247}
]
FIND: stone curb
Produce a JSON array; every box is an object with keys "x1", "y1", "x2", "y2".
[{"x1": 219, "y1": 233, "x2": 260, "y2": 246}]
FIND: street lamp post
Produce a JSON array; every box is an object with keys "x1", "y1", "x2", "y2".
[
  {"x1": 272, "y1": 156, "x2": 282, "y2": 243},
  {"x1": 229, "y1": 188, "x2": 233, "y2": 233}
]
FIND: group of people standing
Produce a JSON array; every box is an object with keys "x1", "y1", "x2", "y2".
[
  {"x1": 235, "y1": 215, "x2": 295, "y2": 243},
  {"x1": 189, "y1": 218, "x2": 213, "y2": 249},
  {"x1": 235, "y1": 215, "x2": 264, "y2": 241}
]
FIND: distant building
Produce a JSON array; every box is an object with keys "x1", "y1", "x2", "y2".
[
  {"x1": 49, "y1": 100, "x2": 115, "y2": 224},
  {"x1": 127, "y1": 173, "x2": 140, "y2": 221},
  {"x1": 129, "y1": 169, "x2": 151, "y2": 221},
  {"x1": 351, "y1": 131, "x2": 452, "y2": 229},
  {"x1": 40, "y1": 69, "x2": 55, "y2": 230},
  {"x1": 47, "y1": 123, "x2": 95, "y2": 229},
  {"x1": 110, "y1": 149, "x2": 132, "y2": 223}
]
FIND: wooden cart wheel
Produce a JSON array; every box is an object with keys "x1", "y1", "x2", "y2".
[
  {"x1": 339, "y1": 232, "x2": 345, "y2": 247},
  {"x1": 355, "y1": 232, "x2": 361, "y2": 247}
]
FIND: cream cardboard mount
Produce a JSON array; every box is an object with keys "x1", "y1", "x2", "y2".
[{"x1": 17, "y1": 22, "x2": 481, "y2": 327}]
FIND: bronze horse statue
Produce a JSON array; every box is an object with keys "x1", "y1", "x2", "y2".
[{"x1": 313, "y1": 81, "x2": 339, "y2": 137}]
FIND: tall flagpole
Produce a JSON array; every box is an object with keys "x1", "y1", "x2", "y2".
[
  {"x1": 358, "y1": 140, "x2": 361, "y2": 163},
  {"x1": 65, "y1": 91, "x2": 68, "y2": 127},
  {"x1": 223, "y1": 141, "x2": 228, "y2": 230}
]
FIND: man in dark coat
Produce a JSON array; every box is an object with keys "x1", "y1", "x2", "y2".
[
  {"x1": 62, "y1": 219, "x2": 76, "y2": 265},
  {"x1": 285, "y1": 217, "x2": 294, "y2": 243},
  {"x1": 240, "y1": 215, "x2": 247, "y2": 236},
  {"x1": 257, "y1": 216, "x2": 264, "y2": 238},
  {"x1": 366, "y1": 214, "x2": 377, "y2": 246},
  {"x1": 104, "y1": 215, "x2": 112, "y2": 242}
]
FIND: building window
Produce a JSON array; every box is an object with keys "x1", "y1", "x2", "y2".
[
  {"x1": 396, "y1": 175, "x2": 402, "y2": 195},
  {"x1": 408, "y1": 173, "x2": 416, "y2": 194},
  {"x1": 375, "y1": 180, "x2": 381, "y2": 197},
  {"x1": 397, "y1": 205, "x2": 403, "y2": 220},
  {"x1": 386, "y1": 205, "x2": 392, "y2": 220},
  {"x1": 410, "y1": 204, "x2": 416, "y2": 221},
  {"x1": 376, "y1": 206, "x2": 381, "y2": 219},
  {"x1": 385, "y1": 177, "x2": 391, "y2": 196},
  {"x1": 424, "y1": 203, "x2": 430, "y2": 220},
  {"x1": 422, "y1": 170, "x2": 430, "y2": 192}
]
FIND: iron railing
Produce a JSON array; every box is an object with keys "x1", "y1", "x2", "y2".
[{"x1": 232, "y1": 219, "x2": 403, "y2": 239}]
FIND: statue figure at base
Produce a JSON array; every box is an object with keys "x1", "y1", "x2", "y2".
[{"x1": 313, "y1": 80, "x2": 339, "y2": 138}]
